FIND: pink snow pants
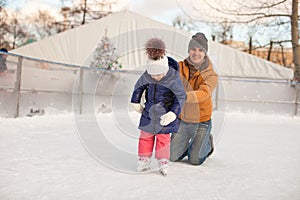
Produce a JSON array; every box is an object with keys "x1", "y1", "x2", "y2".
[{"x1": 138, "y1": 131, "x2": 170, "y2": 160}]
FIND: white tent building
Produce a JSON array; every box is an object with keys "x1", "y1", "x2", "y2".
[{"x1": 11, "y1": 10, "x2": 293, "y2": 80}]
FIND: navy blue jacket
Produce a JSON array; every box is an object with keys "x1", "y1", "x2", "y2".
[{"x1": 131, "y1": 57, "x2": 186, "y2": 134}]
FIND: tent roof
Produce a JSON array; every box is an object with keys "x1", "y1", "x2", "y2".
[{"x1": 12, "y1": 10, "x2": 293, "y2": 80}]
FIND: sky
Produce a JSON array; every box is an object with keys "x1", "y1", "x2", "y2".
[{"x1": 128, "y1": 0, "x2": 186, "y2": 24}]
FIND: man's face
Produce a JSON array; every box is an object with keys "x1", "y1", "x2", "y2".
[{"x1": 188, "y1": 47, "x2": 205, "y2": 64}]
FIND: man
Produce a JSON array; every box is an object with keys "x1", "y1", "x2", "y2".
[
  {"x1": 0, "y1": 48, "x2": 8, "y2": 74},
  {"x1": 170, "y1": 32, "x2": 218, "y2": 165}
]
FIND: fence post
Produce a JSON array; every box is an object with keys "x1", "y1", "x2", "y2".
[
  {"x1": 14, "y1": 56, "x2": 23, "y2": 118},
  {"x1": 79, "y1": 67, "x2": 84, "y2": 114},
  {"x1": 295, "y1": 83, "x2": 299, "y2": 116}
]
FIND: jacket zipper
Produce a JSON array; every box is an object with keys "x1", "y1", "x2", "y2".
[
  {"x1": 184, "y1": 66, "x2": 191, "y2": 120},
  {"x1": 153, "y1": 84, "x2": 157, "y2": 133}
]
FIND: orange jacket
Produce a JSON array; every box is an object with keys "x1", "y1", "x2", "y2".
[{"x1": 179, "y1": 59, "x2": 218, "y2": 123}]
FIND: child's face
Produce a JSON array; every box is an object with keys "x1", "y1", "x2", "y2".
[{"x1": 151, "y1": 73, "x2": 166, "y2": 81}]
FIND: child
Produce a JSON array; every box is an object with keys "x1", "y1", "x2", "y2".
[{"x1": 130, "y1": 38, "x2": 186, "y2": 175}]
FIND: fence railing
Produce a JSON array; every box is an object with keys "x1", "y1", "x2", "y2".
[{"x1": 0, "y1": 52, "x2": 299, "y2": 118}]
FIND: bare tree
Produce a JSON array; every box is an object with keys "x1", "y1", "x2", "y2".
[
  {"x1": 0, "y1": 8, "x2": 28, "y2": 49},
  {"x1": 0, "y1": 7, "x2": 10, "y2": 48},
  {"x1": 56, "y1": 6, "x2": 73, "y2": 31},
  {"x1": 28, "y1": 10, "x2": 58, "y2": 40},
  {"x1": 81, "y1": 0, "x2": 87, "y2": 25},
  {"x1": 172, "y1": 15, "x2": 197, "y2": 32},
  {"x1": 59, "y1": 0, "x2": 116, "y2": 28},
  {"x1": 291, "y1": 0, "x2": 300, "y2": 81},
  {"x1": 9, "y1": 13, "x2": 28, "y2": 49},
  {"x1": 85, "y1": 0, "x2": 116, "y2": 20},
  {"x1": 211, "y1": 20, "x2": 234, "y2": 44}
]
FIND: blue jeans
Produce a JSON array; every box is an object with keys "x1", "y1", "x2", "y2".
[{"x1": 170, "y1": 120, "x2": 212, "y2": 165}]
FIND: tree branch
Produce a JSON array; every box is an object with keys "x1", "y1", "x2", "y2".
[{"x1": 202, "y1": 0, "x2": 290, "y2": 18}]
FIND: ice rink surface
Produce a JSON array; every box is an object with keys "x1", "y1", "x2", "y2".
[{"x1": 0, "y1": 111, "x2": 300, "y2": 200}]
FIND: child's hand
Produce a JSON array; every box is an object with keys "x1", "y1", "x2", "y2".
[
  {"x1": 131, "y1": 103, "x2": 143, "y2": 114},
  {"x1": 160, "y1": 111, "x2": 176, "y2": 126}
]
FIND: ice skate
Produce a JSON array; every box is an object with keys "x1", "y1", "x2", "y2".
[
  {"x1": 158, "y1": 158, "x2": 169, "y2": 176},
  {"x1": 137, "y1": 157, "x2": 151, "y2": 172}
]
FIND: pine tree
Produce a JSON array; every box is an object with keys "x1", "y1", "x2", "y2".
[{"x1": 90, "y1": 35, "x2": 122, "y2": 70}]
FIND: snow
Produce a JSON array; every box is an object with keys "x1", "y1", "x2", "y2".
[{"x1": 1, "y1": 111, "x2": 300, "y2": 200}]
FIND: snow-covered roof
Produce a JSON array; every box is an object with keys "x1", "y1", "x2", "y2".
[{"x1": 11, "y1": 10, "x2": 293, "y2": 80}]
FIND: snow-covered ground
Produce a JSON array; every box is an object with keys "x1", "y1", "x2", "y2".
[{"x1": 0, "y1": 111, "x2": 300, "y2": 200}]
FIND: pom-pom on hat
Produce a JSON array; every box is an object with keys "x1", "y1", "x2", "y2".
[
  {"x1": 145, "y1": 38, "x2": 166, "y2": 60},
  {"x1": 145, "y1": 38, "x2": 169, "y2": 75},
  {"x1": 188, "y1": 32, "x2": 208, "y2": 53}
]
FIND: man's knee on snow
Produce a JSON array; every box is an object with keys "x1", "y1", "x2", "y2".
[
  {"x1": 170, "y1": 153, "x2": 181, "y2": 162},
  {"x1": 189, "y1": 156, "x2": 206, "y2": 165}
]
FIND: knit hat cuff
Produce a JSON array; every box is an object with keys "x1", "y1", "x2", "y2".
[{"x1": 188, "y1": 40, "x2": 207, "y2": 53}]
